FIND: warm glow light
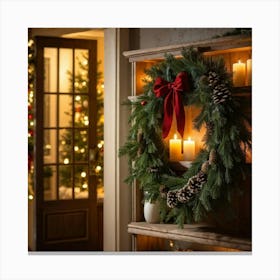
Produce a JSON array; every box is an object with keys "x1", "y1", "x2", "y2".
[
  {"x1": 82, "y1": 183, "x2": 88, "y2": 189},
  {"x1": 74, "y1": 146, "x2": 79, "y2": 151},
  {"x1": 169, "y1": 134, "x2": 182, "y2": 161},
  {"x1": 61, "y1": 140, "x2": 66, "y2": 145},
  {"x1": 183, "y1": 137, "x2": 195, "y2": 161},
  {"x1": 64, "y1": 158, "x2": 69, "y2": 164},
  {"x1": 95, "y1": 166, "x2": 102, "y2": 173},
  {"x1": 97, "y1": 142, "x2": 103, "y2": 148},
  {"x1": 233, "y1": 60, "x2": 246, "y2": 87},
  {"x1": 101, "y1": 83, "x2": 104, "y2": 89},
  {"x1": 80, "y1": 148, "x2": 85, "y2": 153},
  {"x1": 75, "y1": 95, "x2": 81, "y2": 101},
  {"x1": 28, "y1": 194, "x2": 34, "y2": 200},
  {"x1": 81, "y1": 171, "x2": 86, "y2": 178}
]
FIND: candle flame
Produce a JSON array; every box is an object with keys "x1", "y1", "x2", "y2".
[
  {"x1": 238, "y1": 60, "x2": 241, "y2": 64},
  {"x1": 174, "y1": 133, "x2": 177, "y2": 139},
  {"x1": 188, "y1": 136, "x2": 191, "y2": 141}
]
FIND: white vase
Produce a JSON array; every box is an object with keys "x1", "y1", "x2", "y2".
[{"x1": 144, "y1": 200, "x2": 160, "y2": 223}]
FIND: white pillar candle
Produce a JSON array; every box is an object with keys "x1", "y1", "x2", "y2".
[
  {"x1": 233, "y1": 60, "x2": 246, "y2": 87},
  {"x1": 246, "y1": 59, "x2": 252, "y2": 86},
  {"x1": 169, "y1": 133, "x2": 182, "y2": 161},
  {"x1": 183, "y1": 137, "x2": 195, "y2": 161}
]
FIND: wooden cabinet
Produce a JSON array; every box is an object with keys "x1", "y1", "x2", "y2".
[{"x1": 123, "y1": 34, "x2": 252, "y2": 252}]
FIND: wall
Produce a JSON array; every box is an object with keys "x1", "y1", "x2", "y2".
[{"x1": 130, "y1": 28, "x2": 235, "y2": 50}]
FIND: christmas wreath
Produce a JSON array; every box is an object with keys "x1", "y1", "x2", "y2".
[{"x1": 119, "y1": 48, "x2": 251, "y2": 228}]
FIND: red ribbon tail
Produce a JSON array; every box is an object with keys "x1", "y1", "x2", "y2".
[{"x1": 162, "y1": 92, "x2": 173, "y2": 138}]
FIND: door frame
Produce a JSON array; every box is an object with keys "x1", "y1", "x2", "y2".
[{"x1": 103, "y1": 28, "x2": 132, "y2": 251}]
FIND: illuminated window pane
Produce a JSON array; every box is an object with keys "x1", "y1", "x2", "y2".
[
  {"x1": 59, "y1": 48, "x2": 73, "y2": 93},
  {"x1": 44, "y1": 165, "x2": 57, "y2": 201}
]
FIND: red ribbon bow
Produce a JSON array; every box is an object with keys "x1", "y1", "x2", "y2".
[{"x1": 153, "y1": 72, "x2": 190, "y2": 139}]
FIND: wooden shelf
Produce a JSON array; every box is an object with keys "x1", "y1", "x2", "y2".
[
  {"x1": 123, "y1": 34, "x2": 252, "y2": 62},
  {"x1": 128, "y1": 222, "x2": 251, "y2": 251}
]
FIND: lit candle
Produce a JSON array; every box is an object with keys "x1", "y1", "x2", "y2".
[
  {"x1": 183, "y1": 137, "x2": 195, "y2": 161},
  {"x1": 233, "y1": 60, "x2": 246, "y2": 87},
  {"x1": 169, "y1": 133, "x2": 182, "y2": 161},
  {"x1": 246, "y1": 59, "x2": 252, "y2": 86}
]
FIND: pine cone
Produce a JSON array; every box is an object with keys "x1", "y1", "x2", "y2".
[
  {"x1": 167, "y1": 190, "x2": 178, "y2": 208},
  {"x1": 209, "y1": 149, "x2": 217, "y2": 165},
  {"x1": 159, "y1": 185, "x2": 168, "y2": 199},
  {"x1": 201, "y1": 161, "x2": 209, "y2": 174},
  {"x1": 196, "y1": 171, "x2": 207, "y2": 184},
  {"x1": 212, "y1": 84, "x2": 231, "y2": 104},
  {"x1": 177, "y1": 186, "x2": 191, "y2": 203},
  {"x1": 206, "y1": 121, "x2": 214, "y2": 136},
  {"x1": 208, "y1": 71, "x2": 219, "y2": 88}
]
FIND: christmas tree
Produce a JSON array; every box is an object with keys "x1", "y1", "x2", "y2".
[
  {"x1": 59, "y1": 53, "x2": 104, "y2": 198},
  {"x1": 28, "y1": 41, "x2": 104, "y2": 200},
  {"x1": 28, "y1": 39, "x2": 35, "y2": 200}
]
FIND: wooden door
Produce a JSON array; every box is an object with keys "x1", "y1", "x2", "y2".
[{"x1": 35, "y1": 37, "x2": 99, "y2": 251}]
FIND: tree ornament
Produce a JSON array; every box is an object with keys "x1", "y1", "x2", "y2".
[
  {"x1": 141, "y1": 100, "x2": 147, "y2": 106},
  {"x1": 75, "y1": 106, "x2": 82, "y2": 112},
  {"x1": 167, "y1": 190, "x2": 178, "y2": 208},
  {"x1": 212, "y1": 83, "x2": 231, "y2": 104},
  {"x1": 209, "y1": 149, "x2": 217, "y2": 165},
  {"x1": 83, "y1": 100, "x2": 88, "y2": 108}
]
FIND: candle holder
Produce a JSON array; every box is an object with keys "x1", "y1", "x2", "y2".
[
  {"x1": 169, "y1": 161, "x2": 192, "y2": 176},
  {"x1": 178, "y1": 161, "x2": 193, "y2": 168}
]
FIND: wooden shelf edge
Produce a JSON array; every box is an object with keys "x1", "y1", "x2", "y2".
[
  {"x1": 123, "y1": 34, "x2": 252, "y2": 62},
  {"x1": 128, "y1": 222, "x2": 251, "y2": 251}
]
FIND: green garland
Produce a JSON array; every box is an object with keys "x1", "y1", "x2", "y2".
[{"x1": 119, "y1": 48, "x2": 251, "y2": 228}]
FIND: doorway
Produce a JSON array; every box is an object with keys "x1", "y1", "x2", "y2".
[{"x1": 30, "y1": 35, "x2": 103, "y2": 251}]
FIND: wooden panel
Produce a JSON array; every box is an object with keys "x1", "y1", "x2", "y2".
[
  {"x1": 136, "y1": 235, "x2": 169, "y2": 251},
  {"x1": 128, "y1": 222, "x2": 251, "y2": 251},
  {"x1": 44, "y1": 209, "x2": 88, "y2": 243}
]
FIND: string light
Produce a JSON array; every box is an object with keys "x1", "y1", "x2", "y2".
[
  {"x1": 74, "y1": 146, "x2": 79, "y2": 152},
  {"x1": 81, "y1": 171, "x2": 86, "y2": 178},
  {"x1": 97, "y1": 142, "x2": 103, "y2": 149},
  {"x1": 75, "y1": 95, "x2": 81, "y2": 101},
  {"x1": 63, "y1": 158, "x2": 69, "y2": 164},
  {"x1": 28, "y1": 194, "x2": 34, "y2": 200},
  {"x1": 95, "y1": 165, "x2": 102, "y2": 173},
  {"x1": 82, "y1": 183, "x2": 88, "y2": 189}
]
